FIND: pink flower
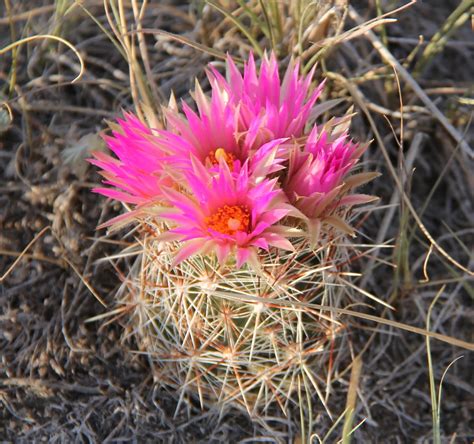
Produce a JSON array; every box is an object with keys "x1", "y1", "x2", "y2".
[
  {"x1": 284, "y1": 125, "x2": 368, "y2": 220},
  {"x1": 158, "y1": 84, "x2": 286, "y2": 177},
  {"x1": 90, "y1": 89, "x2": 286, "y2": 206},
  {"x1": 159, "y1": 159, "x2": 294, "y2": 268},
  {"x1": 89, "y1": 113, "x2": 170, "y2": 205},
  {"x1": 90, "y1": 52, "x2": 377, "y2": 260},
  {"x1": 207, "y1": 52, "x2": 323, "y2": 143}
]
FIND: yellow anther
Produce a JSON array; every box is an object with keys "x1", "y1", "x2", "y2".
[
  {"x1": 214, "y1": 148, "x2": 227, "y2": 162},
  {"x1": 205, "y1": 205, "x2": 250, "y2": 235},
  {"x1": 207, "y1": 148, "x2": 235, "y2": 168}
]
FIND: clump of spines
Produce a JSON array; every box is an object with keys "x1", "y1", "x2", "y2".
[{"x1": 119, "y1": 220, "x2": 350, "y2": 416}]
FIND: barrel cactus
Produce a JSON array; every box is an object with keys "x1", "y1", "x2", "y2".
[{"x1": 90, "y1": 52, "x2": 377, "y2": 415}]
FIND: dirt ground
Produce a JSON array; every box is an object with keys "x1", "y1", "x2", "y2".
[{"x1": 1, "y1": 0, "x2": 473, "y2": 442}]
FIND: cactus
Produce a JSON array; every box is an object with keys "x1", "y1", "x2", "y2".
[
  {"x1": 120, "y1": 225, "x2": 347, "y2": 415},
  {"x1": 90, "y1": 52, "x2": 377, "y2": 416}
]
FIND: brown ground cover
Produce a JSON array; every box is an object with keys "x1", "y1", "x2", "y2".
[{"x1": 1, "y1": 1, "x2": 472, "y2": 441}]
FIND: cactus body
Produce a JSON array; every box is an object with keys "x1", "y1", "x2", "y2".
[{"x1": 120, "y1": 226, "x2": 349, "y2": 415}]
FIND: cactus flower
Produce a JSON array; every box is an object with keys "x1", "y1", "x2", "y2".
[
  {"x1": 89, "y1": 113, "x2": 170, "y2": 205},
  {"x1": 284, "y1": 125, "x2": 363, "y2": 215},
  {"x1": 91, "y1": 52, "x2": 375, "y2": 264},
  {"x1": 159, "y1": 159, "x2": 294, "y2": 267},
  {"x1": 90, "y1": 75, "x2": 288, "y2": 206},
  {"x1": 207, "y1": 52, "x2": 324, "y2": 142}
]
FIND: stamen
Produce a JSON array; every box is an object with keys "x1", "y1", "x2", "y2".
[
  {"x1": 207, "y1": 148, "x2": 235, "y2": 168},
  {"x1": 205, "y1": 205, "x2": 250, "y2": 235},
  {"x1": 214, "y1": 148, "x2": 227, "y2": 162}
]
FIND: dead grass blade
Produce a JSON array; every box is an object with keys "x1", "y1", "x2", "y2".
[
  {"x1": 340, "y1": 71, "x2": 473, "y2": 276},
  {"x1": 205, "y1": 0, "x2": 264, "y2": 57},
  {"x1": 132, "y1": 28, "x2": 236, "y2": 62},
  {"x1": 1, "y1": 227, "x2": 51, "y2": 283},
  {"x1": 426, "y1": 285, "x2": 444, "y2": 444},
  {"x1": 214, "y1": 290, "x2": 474, "y2": 350},
  {"x1": 360, "y1": 132, "x2": 425, "y2": 288},
  {"x1": 303, "y1": 0, "x2": 417, "y2": 72},
  {"x1": 0, "y1": 4, "x2": 56, "y2": 25},
  {"x1": 341, "y1": 355, "x2": 363, "y2": 443},
  {"x1": 348, "y1": 6, "x2": 473, "y2": 160},
  {"x1": 103, "y1": 0, "x2": 156, "y2": 120},
  {"x1": 0, "y1": 34, "x2": 85, "y2": 84}
]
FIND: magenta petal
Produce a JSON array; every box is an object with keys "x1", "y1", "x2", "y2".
[
  {"x1": 236, "y1": 248, "x2": 251, "y2": 268},
  {"x1": 262, "y1": 233, "x2": 294, "y2": 251},
  {"x1": 172, "y1": 239, "x2": 209, "y2": 266},
  {"x1": 251, "y1": 237, "x2": 269, "y2": 250},
  {"x1": 216, "y1": 242, "x2": 232, "y2": 264},
  {"x1": 92, "y1": 187, "x2": 141, "y2": 204}
]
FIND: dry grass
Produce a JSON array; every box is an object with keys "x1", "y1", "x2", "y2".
[{"x1": 1, "y1": 0, "x2": 473, "y2": 442}]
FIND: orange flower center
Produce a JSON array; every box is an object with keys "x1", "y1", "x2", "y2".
[
  {"x1": 207, "y1": 148, "x2": 235, "y2": 168},
  {"x1": 205, "y1": 205, "x2": 250, "y2": 235}
]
